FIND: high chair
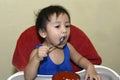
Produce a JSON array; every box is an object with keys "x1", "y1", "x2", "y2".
[
  {"x1": 12, "y1": 25, "x2": 102, "y2": 71},
  {"x1": 76, "y1": 65, "x2": 120, "y2": 80},
  {"x1": 7, "y1": 65, "x2": 120, "y2": 80}
]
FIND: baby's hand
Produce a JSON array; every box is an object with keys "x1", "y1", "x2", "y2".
[
  {"x1": 85, "y1": 65, "x2": 102, "y2": 80},
  {"x1": 36, "y1": 46, "x2": 49, "y2": 61}
]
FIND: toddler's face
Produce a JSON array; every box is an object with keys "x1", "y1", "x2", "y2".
[{"x1": 45, "y1": 13, "x2": 70, "y2": 48}]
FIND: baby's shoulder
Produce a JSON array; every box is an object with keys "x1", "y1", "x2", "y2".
[{"x1": 67, "y1": 42, "x2": 74, "y2": 50}]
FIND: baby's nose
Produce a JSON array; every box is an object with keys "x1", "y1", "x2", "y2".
[{"x1": 61, "y1": 27, "x2": 67, "y2": 34}]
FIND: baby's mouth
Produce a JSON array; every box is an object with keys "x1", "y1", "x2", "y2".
[
  {"x1": 49, "y1": 36, "x2": 66, "y2": 52},
  {"x1": 59, "y1": 36, "x2": 66, "y2": 45},
  {"x1": 48, "y1": 36, "x2": 66, "y2": 52}
]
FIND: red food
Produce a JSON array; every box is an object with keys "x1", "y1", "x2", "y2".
[{"x1": 52, "y1": 71, "x2": 80, "y2": 80}]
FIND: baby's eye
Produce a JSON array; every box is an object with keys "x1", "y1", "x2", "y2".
[
  {"x1": 55, "y1": 25, "x2": 60, "y2": 28},
  {"x1": 65, "y1": 25, "x2": 70, "y2": 28}
]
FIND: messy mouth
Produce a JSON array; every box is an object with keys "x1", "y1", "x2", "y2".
[
  {"x1": 59, "y1": 36, "x2": 66, "y2": 44},
  {"x1": 48, "y1": 36, "x2": 66, "y2": 52}
]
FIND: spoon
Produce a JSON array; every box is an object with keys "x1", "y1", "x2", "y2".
[{"x1": 49, "y1": 37, "x2": 65, "y2": 52}]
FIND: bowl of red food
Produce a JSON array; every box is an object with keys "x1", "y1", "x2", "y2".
[{"x1": 52, "y1": 71, "x2": 80, "y2": 80}]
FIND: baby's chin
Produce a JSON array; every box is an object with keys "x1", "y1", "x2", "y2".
[{"x1": 57, "y1": 43, "x2": 67, "y2": 49}]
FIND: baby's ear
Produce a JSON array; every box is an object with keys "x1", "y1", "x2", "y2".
[{"x1": 38, "y1": 29, "x2": 47, "y2": 38}]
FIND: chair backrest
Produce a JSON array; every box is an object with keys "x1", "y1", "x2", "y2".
[
  {"x1": 7, "y1": 65, "x2": 120, "y2": 80},
  {"x1": 12, "y1": 25, "x2": 102, "y2": 71}
]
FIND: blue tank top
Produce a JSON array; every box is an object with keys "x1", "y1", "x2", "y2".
[{"x1": 35, "y1": 44, "x2": 73, "y2": 75}]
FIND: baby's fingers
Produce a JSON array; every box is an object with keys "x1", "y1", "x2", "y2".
[
  {"x1": 94, "y1": 74, "x2": 102, "y2": 80},
  {"x1": 37, "y1": 46, "x2": 49, "y2": 57},
  {"x1": 85, "y1": 74, "x2": 102, "y2": 80},
  {"x1": 87, "y1": 75, "x2": 101, "y2": 80},
  {"x1": 84, "y1": 73, "x2": 89, "y2": 80}
]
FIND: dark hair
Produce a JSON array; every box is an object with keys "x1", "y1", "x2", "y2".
[{"x1": 35, "y1": 5, "x2": 71, "y2": 33}]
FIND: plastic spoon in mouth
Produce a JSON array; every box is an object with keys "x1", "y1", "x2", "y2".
[{"x1": 49, "y1": 37, "x2": 65, "y2": 52}]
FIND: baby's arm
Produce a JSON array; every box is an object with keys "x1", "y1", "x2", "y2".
[
  {"x1": 68, "y1": 43, "x2": 101, "y2": 80},
  {"x1": 24, "y1": 46, "x2": 49, "y2": 80}
]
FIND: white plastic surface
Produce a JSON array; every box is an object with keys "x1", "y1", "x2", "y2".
[{"x1": 7, "y1": 65, "x2": 120, "y2": 80}]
